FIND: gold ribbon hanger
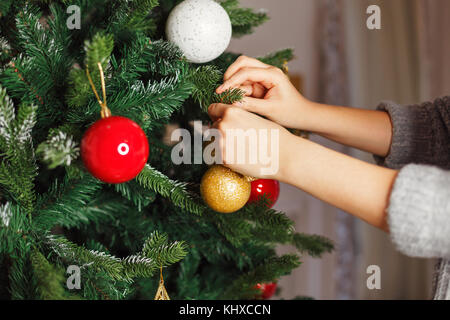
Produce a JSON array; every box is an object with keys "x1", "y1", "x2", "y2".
[{"x1": 86, "y1": 62, "x2": 112, "y2": 119}]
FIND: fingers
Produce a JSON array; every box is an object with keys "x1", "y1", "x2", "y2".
[
  {"x1": 217, "y1": 67, "x2": 282, "y2": 94},
  {"x1": 239, "y1": 82, "x2": 266, "y2": 98},
  {"x1": 208, "y1": 103, "x2": 231, "y2": 122},
  {"x1": 209, "y1": 96, "x2": 271, "y2": 124},
  {"x1": 249, "y1": 82, "x2": 266, "y2": 98},
  {"x1": 234, "y1": 96, "x2": 271, "y2": 115},
  {"x1": 223, "y1": 55, "x2": 270, "y2": 81}
]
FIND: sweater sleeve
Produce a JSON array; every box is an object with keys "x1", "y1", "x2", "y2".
[
  {"x1": 374, "y1": 96, "x2": 450, "y2": 170},
  {"x1": 387, "y1": 164, "x2": 450, "y2": 259}
]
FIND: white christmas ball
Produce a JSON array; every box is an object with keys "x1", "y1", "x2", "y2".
[{"x1": 166, "y1": 0, "x2": 232, "y2": 64}]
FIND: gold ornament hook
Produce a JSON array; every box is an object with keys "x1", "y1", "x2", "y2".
[
  {"x1": 86, "y1": 62, "x2": 112, "y2": 118},
  {"x1": 154, "y1": 267, "x2": 170, "y2": 300}
]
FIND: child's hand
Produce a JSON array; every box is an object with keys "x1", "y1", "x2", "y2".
[
  {"x1": 216, "y1": 55, "x2": 311, "y2": 130},
  {"x1": 207, "y1": 103, "x2": 294, "y2": 180}
]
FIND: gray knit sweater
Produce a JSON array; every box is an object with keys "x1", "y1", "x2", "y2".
[{"x1": 375, "y1": 96, "x2": 450, "y2": 300}]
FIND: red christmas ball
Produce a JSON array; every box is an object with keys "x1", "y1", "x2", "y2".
[
  {"x1": 81, "y1": 116, "x2": 149, "y2": 184},
  {"x1": 256, "y1": 282, "x2": 277, "y2": 300},
  {"x1": 247, "y1": 179, "x2": 280, "y2": 208}
]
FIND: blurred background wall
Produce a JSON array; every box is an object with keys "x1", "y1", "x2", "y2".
[{"x1": 228, "y1": 0, "x2": 450, "y2": 300}]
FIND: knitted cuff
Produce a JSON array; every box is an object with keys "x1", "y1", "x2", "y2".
[
  {"x1": 374, "y1": 101, "x2": 434, "y2": 169},
  {"x1": 388, "y1": 164, "x2": 450, "y2": 259}
]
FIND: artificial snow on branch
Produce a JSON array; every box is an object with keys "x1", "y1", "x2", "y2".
[{"x1": 36, "y1": 131, "x2": 80, "y2": 169}]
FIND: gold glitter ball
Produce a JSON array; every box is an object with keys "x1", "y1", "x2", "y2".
[{"x1": 200, "y1": 165, "x2": 251, "y2": 214}]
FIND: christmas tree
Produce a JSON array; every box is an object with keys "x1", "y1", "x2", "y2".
[{"x1": 0, "y1": 0, "x2": 333, "y2": 300}]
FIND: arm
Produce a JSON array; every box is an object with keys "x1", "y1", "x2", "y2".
[
  {"x1": 209, "y1": 104, "x2": 450, "y2": 258},
  {"x1": 298, "y1": 101, "x2": 392, "y2": 157},
  {"x1": 208, "y1": 104, "x2": 398, "y2": 231},
  {"x1": 285, "y1": 133, "x2": 450, "y2": 258},
  {"x1": 280, "y1": 134, "x2": 397, "y2": 231},
  {"x1": 214, "y1": 55, "x2": 450, "y2": 256},
  {"x1": 220, "y1": 56, "x2": 450, "y2": 167}
]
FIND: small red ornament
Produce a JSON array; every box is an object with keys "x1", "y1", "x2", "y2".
[
  {"x1": 81, "y1": 116, "x2": 149, "y2": 184},
  {"x1": 247, "y1": 179, "x2": 280, "y2": 208},
  {"x1": 256, "y1": 282, "x2": 277, "y2": 300}
]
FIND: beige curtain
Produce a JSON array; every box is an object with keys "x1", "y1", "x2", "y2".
[
  {"x1": 416, "y1": 0, "x2": 450, "y2": 100},
  {"x1": 342, "y1": 0, "x2": 441, "y2": 299}
]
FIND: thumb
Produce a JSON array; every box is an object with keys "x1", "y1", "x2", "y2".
[{"x1": 234, "y1": 96, "x2": 270, "y2": 116}]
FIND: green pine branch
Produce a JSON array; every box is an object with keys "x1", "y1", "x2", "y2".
[
  {"x1": 110, "y1": 36, "x2": 153, "y2": 86},
  {"x1": 8, "y1": 237, "x2": 37, "y2": 299},
  {"x1": 190, "y1": 65, "x2": 223, "y2": 110},
  {"x1": 142, "y1": 40, "x2": 188, "y2": 77},
  {"x1": 291, "y1": 233, "x2": 334, "y2": 258},
  {"x1": 176, "y1": 247, "x2": 202, "y2": 299},
  {"x1": 34, "y1": 175, "x2": 106, "y2": 230},
  {"x1": 36, "y1": 130, "x2": 80, "y2": 169},
  {"x1": 31, "y1": 249, "x2": 78, "y2": 300},
  {"x1": 114, "y1": 180, "x2": 156, "y2": 212},
  {"x1": 0, "y1": 0, "x2": 13, "y2": 17},
  {"x1": 0, "y1": 37, "x2": 11, "y2": 64},
  {"x1": 0, "y1": 86, "x2": 38, "y2": 216},
  {"x1": 66, "y1": 33, "x2": 114, "y2": 108},
  {"x1": 141, "y1": 231, "x2": 188, "y2": 267},
  {"x1": 67, "y1": 39, "x2": 192, "y2": 128},
  {"x1": 85, "y1": 33, "x2": 115, "y2": 74},
  {"x1": 189, "y1": 65, "x2": 244, "y2": 110},
  {"x1": 45, "y1": 234, "x2": 127, "y2": 281},
  {"x1": 213, "y1": 202, "x2": 333, "y2": 258},
  {"x1": 45, "y1": 231, "x2": 186, "y2": 283},
  {"x1": 136, "y1": 164, "x2": 206, "y2": 215},
  {"x1": 108, "y1": 0, "x2": 159, "y2": 36},
  {"x1": 109, "y1": 74, "x2": 193, "y2": 129},
  {"x1": 220, "y1": 0, "x2": 269, "y2": 37},
  {"x1": 223, "y1": 254, "x2": 301, "y2": 299},
  {"x1": 14, "y1": 4, "x2": 72, "y2": 103}
]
